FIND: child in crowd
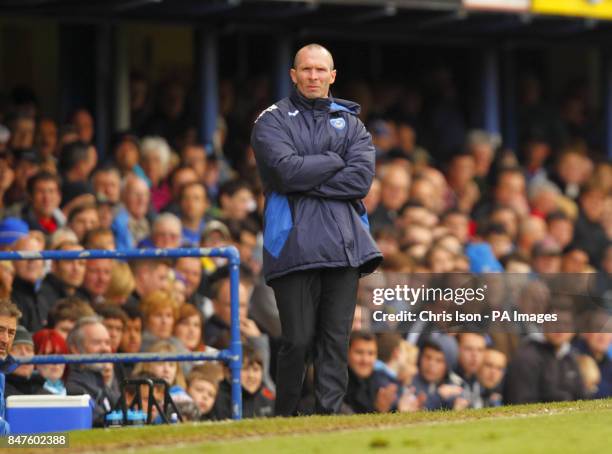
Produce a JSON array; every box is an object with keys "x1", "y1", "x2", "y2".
[
  {"x1": 32, "y1": 329, "x2": 69, "y2": 395},
  {"x1": 186, "y1": 364, "x2": 222, "y2": 420}
]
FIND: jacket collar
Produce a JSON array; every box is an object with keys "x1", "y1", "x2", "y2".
[
  {"x1": 0, "y1": 355, "x2": 18, "y2": 375},
  {"x1": 290, "y1": 87, "x2": 331, "y2": 112}
]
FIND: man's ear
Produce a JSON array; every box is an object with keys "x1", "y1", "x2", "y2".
[
  {"x1": 330, "y1": 69, "x2": 337, "y2": 85},
  {"x1": 289, "y1": 68, "x2": 297, "y2": 85}
]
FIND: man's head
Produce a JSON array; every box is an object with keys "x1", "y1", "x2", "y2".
[
  {"x1": 12, "y1": 234, "x2": 45, "y2": 284},
  {"x1": 96, "y1": 304, "x2": 128, "y2": 353},
  {"x1": 27, "y1": 171, "x2": 61, "y2": 218},
  {"x1": 66, "y1": 316, "x2": 111, "y2": 355},
  {"x1": 477, "y1": 348, "x2": 507, "y2": 390},
  {"x1": 175, "y1": 257, "x2": 202, "y2": 299},
  {"x1": 119, "y1": 306, "x2": 142, "y2": 354},
  {"x1": 380, "y1": 164, "x2": 411, "y2": 212},
  {"x1": 348, "y1": 331, "x2": 377, "y2": 379},
  {"x1": 151, "y1": 213, "x2": 182, "y2": 249},
  {"x1": 170, "y1": 165, "x2": 199, "y2": 199},
  {"x1": 180, "y1": 145, "x2": 207, "y2": 180},
  {"x1": 218, "y1": 180, "x2": 254, "y2": 222},
  {"x1": 83, "y1": 259, "x2": 114, "y2": 297},
  {"x1": 0, "y1": 299, "x2": 21, "y2": 360},
  {"x1": 494, "y1": 167, "x2": 526, "y2": 206},
  {"x1": 122, "y1": 175, "x2": 150, "y2": 220},
  {"x1": 211, "y1": 278, "x2": 250, "y2": 325},
  {"x1": 130, "y1": 259, "x2": 171, "y2": 298},
  {"x1": 376, "y1": 333, "x2": 405, "y2": 372},
  {"x1": 48, "y1": 296, "x2": 95, "y2": 339},
  {"x1": 10, "y1": 325, "x2": 34, "y2": 378},
  {"x1": 180, "y1": 182, "x2": 208, "y2": 222},
  {"x1": 290, "y1": 44, "x2": 336, "y2": 99},
  {"x1": 92, "y1": 166, "x2": 121, "y2": 204},
  {"x1": 419, "y1": 341, "x2": 448, "y2": 384},
  {"x1": 51, "y1": 242, "x2": 86, "y2": 289},
  {"x1": 457, "y1": 333, "x2": 486, "y2": 377},
  {"x1": 67, "y1": 203, "x2": 100, "y2": 242},
  {"x1": 58, "y1": 140, "x2": 92, "y2": 180},
  {"x1": 71, "y1": 109, "x2": 94, "y2": 144}
]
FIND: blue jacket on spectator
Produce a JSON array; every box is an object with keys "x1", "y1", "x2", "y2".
[
  {"x1": 0, "y1": 355, "x2": 18, "y2": 435},
  {"x1": 251, "y1": 89, "x2": 382, "y2": 282}
]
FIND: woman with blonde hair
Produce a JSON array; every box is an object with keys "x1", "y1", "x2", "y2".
[
  {"x1": 104, "y1": 261, "x2": 135, "y2": 305},
  {"x1": 132, "y1": 340, "x2": 187, "y2": 395}
]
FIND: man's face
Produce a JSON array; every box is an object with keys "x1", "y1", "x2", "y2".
[
  {"x1": 103, "y1": 318, "x2": 124, "y2": 352},
  {"x1": 0, "y1": 315, "x2": 17, "y2": 360},
  {"x1": 152, "y1": 221, "x2": 182, "y2": 249},
  {"x1": 11, "y1": 343, "x2": 34, "y2": 378},
  {"x1": 137, "y1": 263, "x2": 170, "y2": 297},
  {"x1": 477, "y1": 350, "x2": 507, "y2": 390},
  {"x1": 214, "y1": 280, "x2": 249, "y2": 325},
  {"x1": 13, "y1": 237, "x2": 45, "y2": 283},
  {"x1": 222, "y1": 188, "x2": 254, "y2": 222},
  {"x1": 53, "y1": 248, "x2": 86, "y2": 288},
  {"x1": 175, "y1": 258, "x2": 202, "y2": 298},
  {"x1": 124, "y1": 179, "x2": 150, "y2": 220},
  {"x1": 172, "y1": 168, "x2": 199, "y2": 198},
  {"x1": 120, "y1": 317, "x2": 142, "y2": 353},
  {"x1": 420, "y1": 347, "x2": 447, "y2": 384},
  {"x1": 180, "y1": 185, "x2": 208, "y2": 221},
  {"x1": 495, "y1": 173, "x2": 526, "y2": 205},
  {"x1": 32, "y1": 180, "x2": 61, "y2": 217},
  {"x1": 548, "y1": 219, "x2": 574, "y2": 249},
  {"x1": 78, "y1": 323, "x2": 112, "y2": 354},
  {"x1": 182, "y1": 146, "x2": 207, "y2": 180},
  {"x1": 83, "y1": 259, "x2": 114, "y2": 296},
  {"x1": 290, "y1": 47, "x2": 336, "y2": 99},
  {"x1": 458, "y1": 334, "x2": 486, "y2": 376},
  {"x1": 581, "y1": 189, "x2": 605, "y2": 223},
  {"x1": 69, "y1": 208, "x2": 100, "y2": 242},
  {"x1": 348, "y1": 339, "x2": 377, "y2": 379},
  {"x1": 583, "y1": 333, "x2": 612, "y2": 357},
  {"x1": 381, "y1": 167, "x2": 410, "y2": 212},
  {"x1": 93, "y1": 171, "x2": 121, "y2": 203}
]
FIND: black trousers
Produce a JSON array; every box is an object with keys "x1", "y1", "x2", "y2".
[{"x1": 270, "y1": 267, "x2": 359, "y2": 416}]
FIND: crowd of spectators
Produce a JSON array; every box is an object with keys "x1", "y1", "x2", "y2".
[{"x1": 0, "y1": 66, "x2": 610, "y2": 424}]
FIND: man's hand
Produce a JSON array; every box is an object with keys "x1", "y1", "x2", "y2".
[
  {"x1": 375, "y1": 383, "x2": 398, "y2": 413},
  {"x1": 240, "y1": 318, "x2": 261, "y2": 338},
  {"x1": 437, "y1": 384, "x2": 464, "y2": 400}
]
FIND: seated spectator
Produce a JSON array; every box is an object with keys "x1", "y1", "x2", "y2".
[
  {"x1": 174, "y1": 257, "x2": 208, "y2": 316},
  {"x1": 38, "y1": 241, "x2": 86, "y2": 313},
  {"x1": 561, "y1": 244, "x2": 590, "y2": 273},
  {"x1": 21, "y1": 171, "x2": 65, "y2": 235},
  {"x1": 573, "y1": 181, "x2": 607, "y2": 266},
  {"x1": 4, "y1": 147, "x2": 40, "y2": 208},
  {"x1": 127, "y1": 259, "x2": 171, "y2": 308},
  {"x1": 504, "y1": 333, "x2": 585, "y2": 404},
  {"x1": 71, "y1": 109, "x2": 94, "y2": 144},
  {"x1": 91, "y1": 165, "x2": 121, "y2": 205},
  {"x1": 111, "y1": 133, "x2": 144, "y2": 178},
  {"x1": 32, "y1": 329, "x2": 69, "y2": 395},
  {"x1": 104, "y1": 261, "x2": 135, "y2": 305},
  {"x1": 138, "y1": 213, "x2": 183, "y2": 249},
  {"x1": 174, "y1": 303, "x2": 210, "y2": 353},
  {"x1": 218, "y1": 180, "x2": 255, "y2": 223},
  {"x1": 446, "y1": 152, "x2": 479, "y2": 214},
  {"x1": 372, "y1": 333, "x2": 405, "y2": 407},
  {"x1": 574, "y1": 333, "x2": 612, "y2": 398},
  {"x1": 83, "y1": 227, "x2": 116, "y2": 250},
  {"x1": 476, "y1": 348, "x2": 507, "y2": 407},
  {"x1": 47, "y1": 296, "x2": 95, "y2": 339},
  {"x1": 179, "y1": 182, "x2": 209, "y2": 246},
  {"x1": 139, "y1": 290, "x2": 180, "y2": 351},
  {"x1": 65, "y1": 316, "x2": 118, "y2": 427},
  {"x1": 96, "y1": 304, "x2": 128, "y2": 353},
  {"x1": 455, "y1": 333, "x2": 487, "y2": 408},
  {"x1": 546, "y1": 211, "x2": 574, "y2": 250},
  {"x1": 67, "y1": 203, "x2": 99, "y2": 243},
  {"x1": 162, "y1": 165, "x2": 199, "y2": 215},
  {"x1": 112, "y1": 175, "x2": 150, "y2": 249},
  {"x1": 4, "y1": 326, "x2": 49, "y2": 397},
  {"x1": 10, "y1": 233, "x2": 46, "y2": 332},
  {"x1": 412, "y1": 339, "x2": 467, "y2": 411},
  {"x1": 117, "y1": 305, "x2": 143, "y2": 381},
  {"x1": 211, "y1": 345, "x2": 274, "y2": 420},
  {"x1": 80, "y1": 258, "x2": 114, "y2": 306},
  {"x1": 576, "y1": 354, "x2": 601, "y2": 399},
  {"x1": 531, "y1": 238, "x2": 562, "y2": 274},
  {"x1": 345, "y1": 331, "x2": 394, "y2": 414},
  {"x1": 0, "y1": 217, "x2": 29, "y2": 251},
  {"x1": 132, "y1": 339, "x2": 187, "y2": 398},
  {"x1": 370, "y1": 164, "x2": 411, "y2": 231},
  {"x1": 57, "y1": 141, "x2": 95, "y2": 209},
  {"x1": 186, "y1": 364, "x2": 221, "y2": 420},
  {"x1": 0, "y1": 261, "x2": 14, "y2": 299},
  {"x1": 140, "y1": 136, "x2": 172, "y2": 212},
  {"x1": 199, "y1": 220, "x2": 232, "y2": 276}
]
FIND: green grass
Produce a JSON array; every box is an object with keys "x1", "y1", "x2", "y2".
[{"x1": 22, "y1": 399, "x2": 612, "y2": 453}]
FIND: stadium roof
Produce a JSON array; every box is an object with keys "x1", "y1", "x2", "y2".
[{"x1": 1, "y1": 0, "x2": 612, "y2": 45}]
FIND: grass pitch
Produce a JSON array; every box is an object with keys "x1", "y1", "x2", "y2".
[{"x1": 24, "y1": 399, "x2": 612, "y2": 453}]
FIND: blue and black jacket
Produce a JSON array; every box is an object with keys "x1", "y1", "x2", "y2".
[{"x1": 251, "y1": 89, "x2": 382, "y2": 282}]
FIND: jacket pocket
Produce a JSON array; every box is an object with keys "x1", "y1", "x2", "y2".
[{"x1": 263, "y1": 192, "x2": 293, "y2": 258}]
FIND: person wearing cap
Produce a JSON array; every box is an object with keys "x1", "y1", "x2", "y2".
[
  {"x1": 0, "y1": 217, "x2": 29, "y2": 251},
  {"x1": 199, "y1": 220, "x2": 232, "y2": 276},
  {"x1": 0, "y1": 299, "x2": 22, "y2": 434},
  {"x1": 4, "y1": 325, "x2": 50, "y2": 397},
  {"x1": 251, "y1": 44, "x2": 381, "y2": 416}
]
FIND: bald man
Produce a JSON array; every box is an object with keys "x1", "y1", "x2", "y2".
[{"x1": 251, "y1": 44, "x2": 382, "y2": 416}]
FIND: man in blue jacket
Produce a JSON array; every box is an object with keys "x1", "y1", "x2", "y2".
[
  {"x1": 0, "y1": 299, "x2": 22, "y2": 435},
  {"x1": 251, "y1": 44, "x2": 382, "y2": 416}
]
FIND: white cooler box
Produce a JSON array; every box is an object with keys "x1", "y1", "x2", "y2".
[{"x1": 6, "y1": 395, "x2": 93, "y2": 434}]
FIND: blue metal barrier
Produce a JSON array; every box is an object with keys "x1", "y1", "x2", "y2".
[{"x1": 0, "y1": 247, "x2": 243, "y2": 420}]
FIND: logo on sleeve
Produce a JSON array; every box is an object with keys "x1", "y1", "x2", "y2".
[{"x1": 330, "y1": 117, "x2": 346, "y2": 130}]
